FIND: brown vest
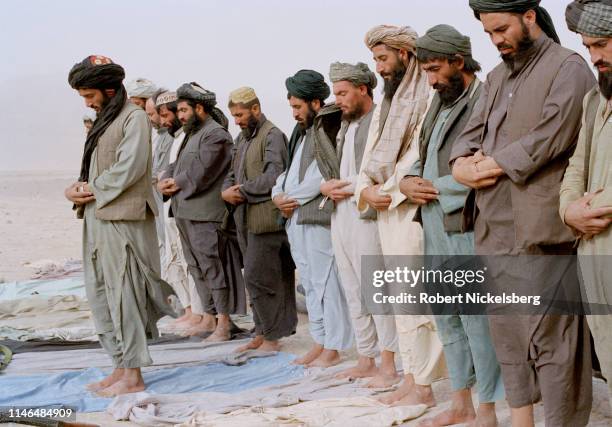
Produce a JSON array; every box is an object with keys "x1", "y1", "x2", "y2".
[
  {"x1": 94, "y1": 103, "x2": 157, "y2": 221},
  {"x1": 243, "y1": 119, "x2": 284, "y2": 234},
  {"x1": 464, "y1": 38, "x2": 590, "y2": 249}
]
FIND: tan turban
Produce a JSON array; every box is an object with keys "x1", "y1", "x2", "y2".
[
  {"x1": 229, "y1": 86, "x2": 258, "y2": 104},
  {"x1": 364, "y1": 25, "x2": 419, "y2": 53}
]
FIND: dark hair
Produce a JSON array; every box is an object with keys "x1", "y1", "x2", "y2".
[
  {"x1": 286, "y1": 93, "x2": 325, "y2": 106},
  {"x1": 228, "y1": 97, "x2": 261, "y2": 110},
  {"x1": 152, "y1": 88, "x2": 177, "y2": 113},
  {"x1": 177, "y1": 98, "x2": 214, "y2": 115},
  {"x1": 416, "y1": 48, "x2": 482, "y2": 73}
]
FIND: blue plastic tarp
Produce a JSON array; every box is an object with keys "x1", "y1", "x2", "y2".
[{"x1": 0, "y1": 352, "x2": 304, "y2": 412}]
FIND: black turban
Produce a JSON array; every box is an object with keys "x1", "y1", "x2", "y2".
[
  {"x1": 469, "y1": 0, "x2": 561, "y2": 44},
  {"x1": 67, "y1": 55, "x2": 127, "y2": 184},
  {"x1": 285, "y1": 70, "x2": 330, "y2": 102},
  {"x1": 176, "y1": 82, "x2": 229, "y2": 130}
]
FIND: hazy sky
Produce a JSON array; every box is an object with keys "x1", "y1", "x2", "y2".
[{"x1": 1, "y1": 0, "x2": 593, "y2": 172}]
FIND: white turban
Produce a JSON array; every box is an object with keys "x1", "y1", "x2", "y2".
[{"x1": 126, "y1": 78, "x2": 157, "y2": 98}]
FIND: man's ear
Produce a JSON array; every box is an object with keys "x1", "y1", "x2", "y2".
[
  {"x1": 310, "y1": 99, "x2": 322, "y2": 111},
  {"x1": 196, "y1": 104, "x2": 205, "y2": 117},
  {"x1": 454, "y1": 54, "x2": 465, "y2": 71},
  {"x1": 104, "y1": 88, "x2": 116, "y2": 98},
  {"x1": 398, "y1": 48, "x2": 410, "y2": 64}
]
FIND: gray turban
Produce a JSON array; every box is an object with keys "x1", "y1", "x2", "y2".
[
  {"x1": 177, "y1": 82, "x2": 217, "y2": 107},
  {"x1": 329, "y1": 62, "x2": 377, "y2": 89},
  {"x1": 469, "y1": 0, "x2": 560, "y2": 44},
  {"x1": 566, "y1": 0, "x2": 612, "y2": 37},
  {"x1": 176, "y1": 82, "x2": 229, "y2": 130},
  {"x1": 416, "y1": 24, "x2": 472, "y2": 56}
]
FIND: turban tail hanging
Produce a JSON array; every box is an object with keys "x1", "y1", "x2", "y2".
[
  {"x1": 177, "y1": 82, "x2": 229, "y2": 130},
  {"x1": 361, "y1": 25, "x2": 430, "y2": 185},
  {"x1": 469, "y1": 0, "x2": 560, "y2": 44},
  {"x1": 566, "y1": 0, "x2": 612, "y2": 37},
  {"x1": 68, "y1": 55, "x2": 127, "y2": 183}
]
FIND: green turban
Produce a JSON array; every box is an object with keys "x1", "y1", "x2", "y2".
[
  {"x1": 416, "y1": 24, "x2": 472, "y2": 56},
  {"x1": 566, "y1": 0, "x2": 612, "y2": 37},
  {"x1": 285, "y1": 69, "x2": 330, "y2": 101},
  {"x1": 469, "y1": 0, "x2": 560, "y2": 44},
  {"x1": 329, "y1": 62, "x2": 377, "y2": 89}
]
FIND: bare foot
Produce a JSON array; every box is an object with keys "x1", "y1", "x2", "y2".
[
  {"x1": 234, "y1": 335, "x2": 264, "y2": 353},
  {"x1": 96, "y1": 377, "x2": 145, "y2": 397},
  {"x1": 86, "y1": 368, "x2": 124, "y2": 392},
  {"x1": 389, "y1": 384, "x2": 436, "y2": 407},
  {"x1": 307, "y1": 349, "x2": 341, "y2": 368},
  {"x1": 418, "y1": 408, "x2": 476, "y2": 426},
  {"x1": 258, "y1": 340, "x2": 280, "y2": 352},
  {"x1": 180, "y1": 314, "x2": 217, "y2": 336},
  {"x1": 293, "y1": 344, "x2": 323, "y2": 365},
  {"x1": 203, "y1": 325, "x2": 231, "y2": 342},
  {"x1": 467, "y1": 403, "x2": 498, "y2": 427},
  {"x1": 335, "y1": 356, "x2": 378, "y2": 379},
  {"x1": 366, "y1": 372, "x2": 401, "y2": 389}
]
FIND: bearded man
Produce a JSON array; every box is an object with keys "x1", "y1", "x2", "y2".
[
  {"x1": 561, "y1": 0, "x2": 612, "y2": 410},
  {"x1": 65, "y1": 55, "x2": 175, "y2": 397},
  {"x1": 223, "y1": 87, "x2": 297, "y2": 354},
  {"x1": 450, "y1": 2, "x2": 596, "y2": 425},
  {"x1": 158, "y1": 82, "x2": 245, "y2": 342},
  {"x1": 271, "y1": 70, "x2": 354, "y2": 361},
  {"x1": 356, "y1": 25, "x2": 447, "y2": 400}
]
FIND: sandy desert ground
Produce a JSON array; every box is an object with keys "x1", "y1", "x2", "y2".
[{"x1": 0, "y1": 170, "x2": 609, "y2": 426}]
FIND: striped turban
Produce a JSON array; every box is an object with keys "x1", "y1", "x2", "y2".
[
  {"x1": 566, "y1": 0, "x2": 612, "y2": 37},
  {"x1": 364, "y1": 25, "x2": 418, "y2": 53}
]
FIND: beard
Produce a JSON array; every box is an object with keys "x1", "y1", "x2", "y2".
[
  {"x1": 167, "y1": 118, "x2": 182, "y2": 137},
  {"x1": 435, "y1": 70, "x2": 466, "y2": 106},
  {"x1": 500, "y1": 22, "x2": 535, "y2": 67},
  {"x1": 298, "y1": 105, "x2": 317, "y2": 130},
  {"x1": 342, "y1": 100, "x2": 366, "y2": 122},
  {"x1": 241, "y1": 114, "x2": 260, "y2": 139},
  {"x1": 183, "y1": 113, "x2": 203, "y2": 135},
  {"x1": 383, "y1": 62, "x2": 407, "y2": 99},
  {"x1": 598, "y1": 69, "x2": 612, "y2": 100}
]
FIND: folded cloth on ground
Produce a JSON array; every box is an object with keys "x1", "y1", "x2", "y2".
[
  {"x1": 0, "y1": 275, "x2": 86, "y2": 301},
  {"x1": 179, "y1": 397, "x2": 427, "y2": 427},
  {"x1": 108, "y1": 360, "x2": 400, "y2": 426},
  {"x1": 4, "y1": 339, "x2": 277, "y2": 375}
]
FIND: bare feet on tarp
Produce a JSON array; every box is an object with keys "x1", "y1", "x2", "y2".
[
  {"x1": 293, "y1": 344, "x2": 323, "y2": 365},
  {"x1": 378, "y1": 378, "x2": 435, "y2": 407},
  {"x1": 307, "y1": 349, "x2": 341, "y2": 368},
  {"x1": 204, "y1": 321, "x2": 231, "y2": 343},
  {"x1": 234, "y1": 335, "x2": 264, "y2": 352},
  {"x1": 366, "y1": 371, "x2": 401, "y2": 389},
  {"x1": 335, "y1": 356, "x2": 379, "y2": 380},
  {"x1": 258, "y1": 339, "x2": 281, "y2": 352},
  {"x1": 180, "y1": 313, "x2": 217, "y2": 336},
  {"x1": 96, "y1": 368, "x2": 145, "y2": 397},
  {"x1": 86, "y1": 368, "x2": 124, "y2": 392}
]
